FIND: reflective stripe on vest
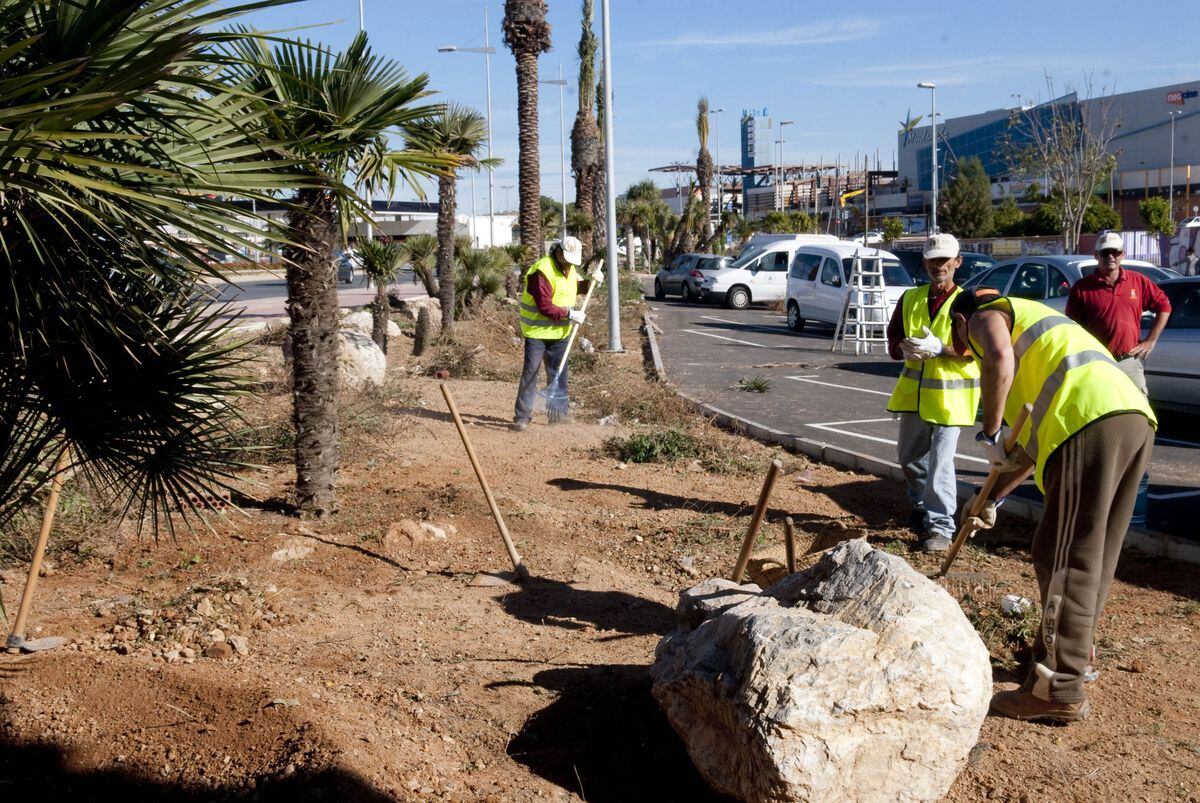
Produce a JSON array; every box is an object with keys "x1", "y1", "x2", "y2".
[
  {"x1": 978, "y1": 297, "x2": 1156, "y2": 492},
  {"x1": 519, "y1": 256, "x2": 579, "y2": 339},
  {"x1": 886, "y1": 285, "x2": 982, "y2": 426}
]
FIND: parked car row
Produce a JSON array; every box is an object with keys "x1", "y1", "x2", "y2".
[
  {"x1": 652, "y1": 239, "x2": 1199, "y2": 414},
  {"x1": 960, "y1": 255, "x2": 1178, "y2": 311}
]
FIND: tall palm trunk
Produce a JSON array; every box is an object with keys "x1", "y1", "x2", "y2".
[
  {"x1": 436, "y1": 172, "x2": 458, "y2": 336},
  {"x1": 514, "y1": 53, "x2": 542, "y2": 256},
  {"x1": 285, "y1": 188, "x2": 340, "y2": 515},
  {"x1": 571, "y1": 0, "x2": 599, "y2": 265},
  {"x1": 592, "y1": 138, "x2": 607, "y2": 256},
  {"x1": 697, "y1": 147, "x2": 714, "y2": 239},
  {"x1": 372, "y1": 281, "x2": 389, "y2": 353}
]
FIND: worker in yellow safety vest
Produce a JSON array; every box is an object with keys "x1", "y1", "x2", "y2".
[
  {"x1": 886, "y1": 233, "x2": 982, "y2": 552},
  {"x1": 513, "y1": 236, "x2": 603, "y2": 431},
  {"x1": 948, "y1": 287, "x2": 1156, "y2": 724}
]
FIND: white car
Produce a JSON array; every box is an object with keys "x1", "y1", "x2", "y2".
[
  {"x1": 851, "y1": 230, "x2": 885, "y2": 246},
  {"x1": 700, "y1": 234, "x2": 839, "y2": 309},
  {"x1": 1144, "y1": 277, "x2": 1200, "y2": 413},
  {"x1": 785, "y1": 242, "x2": 913, "y2": 330}
]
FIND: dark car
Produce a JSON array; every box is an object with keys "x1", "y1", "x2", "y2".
[{"x1": 895, "y1": 249, "x2": 996, "y2": 287}]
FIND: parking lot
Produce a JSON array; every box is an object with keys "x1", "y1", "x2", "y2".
[{"x1": 646, "y1": 295, "x2": 1200, "y2": 541}]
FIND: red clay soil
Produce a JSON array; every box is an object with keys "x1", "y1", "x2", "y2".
[{"x1": 0, "y1": 300, "x2": 1197, "y2": 802}]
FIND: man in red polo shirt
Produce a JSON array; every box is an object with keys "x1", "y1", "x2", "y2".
[{"x1": 1065, "y1": 232, "x2": 1171, "y2": 393}]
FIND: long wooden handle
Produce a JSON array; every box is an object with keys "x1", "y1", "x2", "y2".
[
  {"x1": 732, "y1": 459, "x2": 784, "y2": 583},
  {"x1": 7, "y1": 447, "x2": 71, "y2": 653},
  {"x1": 936, "y1": 404, "x2": 1033, "y2": 578},
  {"x1": 440, "y1": 383, "x2": 528, "y2": 578},
  {"x1": 783, "y1": 516, "x2": 797, "y2": 574},
  {"x1": 549, "y1": 262, "x2": 603, "y2": 385}
]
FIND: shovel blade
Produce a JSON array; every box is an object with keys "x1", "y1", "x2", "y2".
[{"x1": 469, "y1": 571, "x2": 523, "y2": 588}]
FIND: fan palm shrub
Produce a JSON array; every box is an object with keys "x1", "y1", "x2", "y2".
[{"x1": 358, "y1": 238, "x2": 404, "y2": 351}]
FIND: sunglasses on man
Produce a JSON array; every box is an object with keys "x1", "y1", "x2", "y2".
[{"x1": 1098, "y1": 249, "x2": 1123, "y2": 257}]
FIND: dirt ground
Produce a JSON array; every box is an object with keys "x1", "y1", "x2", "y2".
[{"x1": 1, "y1": 290, "x2": 1198, "y2": 802}]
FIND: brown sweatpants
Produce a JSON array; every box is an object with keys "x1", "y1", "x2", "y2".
[{"x1": 1022, "y1": 413, "x2": 1155, "y2": 704}]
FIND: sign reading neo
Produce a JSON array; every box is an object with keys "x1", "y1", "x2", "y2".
[{"x1": 1167, "y1": 89, "x2": 1198, "y2": 105}]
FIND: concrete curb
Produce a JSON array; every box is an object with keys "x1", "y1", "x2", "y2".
[{"x1": 641, "y1": 310, "x2": 1200, "y2": 564}]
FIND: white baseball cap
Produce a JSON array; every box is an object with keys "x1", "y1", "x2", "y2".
[
  {"x1": 558, "y1": 236, "x2": 583, "y2": 266},
  {"x1": 1095, "y1": 232, "x2": 1124, "y2": 252},
  {"x1": 923, "y1": 232, "x2": 960, "y2": 260}
]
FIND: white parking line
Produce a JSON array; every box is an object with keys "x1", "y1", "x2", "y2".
[
  {"x1": 699, "y1": 315, "x2": 789, "y2": 335},
  {"x1": 786, "y1": 375, "x2": 891, "y2": 396},
  {"x1": 807, "y1": 419, "x2": 991, "y2": 465},
  {"x1": 683, "y1": 329, "x2": 770, "y2": 348},
  {"x1": 1147, "y1": 489, "x2": 1200, "y2": 501}
]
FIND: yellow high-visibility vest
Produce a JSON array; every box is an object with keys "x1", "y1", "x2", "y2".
[
  {"x1": 887, "y1": 285, "x2": 982, "y2": 426},
  {"x1": 973, "y1": 297, "x2": 1156, "y2": 492},
  {"x1": 519, "y1": 256, "x2": 579, "y2": 340}
]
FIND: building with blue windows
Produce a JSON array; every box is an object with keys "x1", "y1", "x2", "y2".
[{"x1": 892, "y1": 81, "x2": 1200, "y2": 227}]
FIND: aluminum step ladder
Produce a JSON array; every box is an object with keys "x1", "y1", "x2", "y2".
[{"x1": 831, "y1": 253, "x2": 890, "y2": 355}]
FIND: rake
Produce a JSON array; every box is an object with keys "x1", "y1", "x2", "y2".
[{"x1": 536, "y1": 262, "x2": 602, "y2": 421}]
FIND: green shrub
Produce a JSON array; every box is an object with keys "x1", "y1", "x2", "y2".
[{"x1": 604, "y1": 428, "x2": 702, "y2": 463}]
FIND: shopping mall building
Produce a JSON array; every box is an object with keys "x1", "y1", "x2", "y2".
[{"x1": 878, "y1": 81, "x2": 1200, "y2": 229}]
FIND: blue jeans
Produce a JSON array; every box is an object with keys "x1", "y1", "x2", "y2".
[
  {"x1": 897, "y1": 412, "x2": 961, "y2": 538},
  {"x1": 514, "y1": 337, "x2": 569, "y2": 422}
]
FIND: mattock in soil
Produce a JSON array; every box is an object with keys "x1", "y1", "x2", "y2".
[{"x1": 440, "y1": 382, "x2": 530, "y2": 587}]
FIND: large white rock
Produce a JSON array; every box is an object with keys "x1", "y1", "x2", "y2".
[
  {"x1": 341, "y1": 309, "x2": 401, "y2": 338},
  {"x1": 336, "y1": 330, "x2": 386, "y2": 391},
  {"x1": 651, "y1": 540, "x2": 991, "y2": 803}
]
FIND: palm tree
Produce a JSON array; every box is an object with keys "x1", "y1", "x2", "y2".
[
  {"x1": 696, "y1": 97, "x2": 715, "y2": 240},
  {"x1": 503, "y1": 0, "x2": 552, "y2": 256},
  {"x1": 0, "y1": 0, "x2": 304, "y2": 537},
  {"x1": 358, "y1": 238, "x2": 404, "y2": 352},
  {"x1": 403, "y1": 104, "x2": 496, "y2": 339},
  {"x1": 226, "y1": 32, "x2": 447, "y2": 516},
  {"x1": 401, "y1": 234, "x2": 439, "y2": 297},
  {"x1": 570, "y1": 0, "x2": 601, "y2": 264},
  {"x1": 454, "y1": 247, "x2": 511, "y2": 315}
]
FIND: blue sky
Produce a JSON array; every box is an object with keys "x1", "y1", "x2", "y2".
[{"x1": 234, "y1": 0, "x2": 1200, "y2": 210}]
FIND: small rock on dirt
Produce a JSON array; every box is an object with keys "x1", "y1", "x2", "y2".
[
  {"x1": 228, "y1": 635, "x2": 250, "y2": 656},
  {"x1": 1129, "y1": 658, "x2": 1148, "y2": 673},
  {"x1": 271, "y1": 539, "x2": 314, "y2": 563},
  {"x1": 204, "y1": 642, "x2": 233, "y2": 661},
  {"x1": 419, "y1": 522, "x2": 448, "y2": 541},
  {"x1": 195, "y1": 597, "x2": 215, "y2": 618}
]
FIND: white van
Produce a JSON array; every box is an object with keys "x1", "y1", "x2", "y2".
[
  {"x1": 784, "y1": 242, "x2": 915, "y2": 330},
  {"x1": 700, "y1": 234, "x2": 840, "y2": 309}
]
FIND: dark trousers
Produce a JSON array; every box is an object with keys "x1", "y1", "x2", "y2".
[
  {"x1": 514, "y1": 337, "x2": 569, "y2": 422},
  {"x1": 1023, "y1": 413, "x2": 1154, "y2": 703}
]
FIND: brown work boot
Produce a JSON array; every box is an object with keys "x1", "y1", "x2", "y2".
[{"x1": 988, "y1": 689, "x2": 1091, "y2": 723}]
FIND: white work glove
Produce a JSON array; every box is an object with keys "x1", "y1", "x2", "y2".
[
  {"x1": 976, "y1": 427, "x2": 1024, "y2": 472},
  {"x1": 588, "y1": 266, "x2": 605, "y2": 286},
  {"x1": 960, "y1": 490, "x2": 999, "y2": 532},
  {"x1": 900, "y1": 343, "x2": 935, "y2": 362},
  {"x1": 568, "y1": 309, "x2": 587, "y2": 325},
  {"x1": 902, "y1": 325, "x2": 944, "y2": 361}
]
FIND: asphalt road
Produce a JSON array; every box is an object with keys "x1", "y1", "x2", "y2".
[
  {"x1": 202, "y1": 268, "x2": 427, "y2": 328},
  {"x1": 646, "y1": 292, "x2": 1200, "y2": 541}
]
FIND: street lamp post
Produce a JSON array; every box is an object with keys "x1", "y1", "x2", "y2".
[
  {"x1": 710, "y1": 107, "x2": 724, "y2": 229},
  {"x1": 541, "y1": 66, "x2": 569, "y2": 240},
  {"x1": 776, "y1": 120, "x2": 794, "y2": 211},
  {"x1": 358, "y1": 0, "x2": 364, "y2": 31},
  {"x1": 438, "y1": 8, "x2": 496, "y2": 246},
  {"x1": 1169, "y1": 110, "x2": 1182, "y2": 223},
  {"x1": 600, "y1": 0, "x2": 621, "y2": 351},
  {"x1": 917, "y1": 82, "x2": 937, "y2": 232},
  {"x1": 500, "y1": 184, "x2": 514, "y2": 212}
]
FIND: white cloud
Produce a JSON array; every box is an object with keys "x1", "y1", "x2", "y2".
[{"x1": 643, "y1": 17, "x2": 880, "y2": 48}]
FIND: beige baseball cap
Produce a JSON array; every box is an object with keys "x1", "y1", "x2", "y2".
[
  {"x1": 1095, "y1": 231, "x2": 1124, "y2": 252},
  {"x1": 923, "y1": 232, "x2": 960, "y2": 260},
  {"x1": 559, "y1": 236, "x2": 583, "y2": 266}
]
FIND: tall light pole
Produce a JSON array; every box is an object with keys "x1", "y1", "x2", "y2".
[
  {"x1": 917, "y1": 82, "x2": 937, "y2": 232},
  {"x1": 358, "y1": 0, "x2": 364, "y2": 31},
  {"x1": 1169, "y1": 110, "x2": 1182, "y2": 223},
  {"x1": 777, "y1": 120, "x2": 794, "y2": 211},
  {"x1": 541, "y1": 66, "x2": 569, "y2": 240},
  {"x1": 500, "y1": 184, "x2": 514, "y2": 212},
  {"x1": 710, "y1": 107, "x2": 725, "y2": 228},
  {"x1": 438, "y1": 8, "x2": 496, "y2": 246},
  {"x1": 601, "y1": 0, "x2": 621, "y2": 351}
]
